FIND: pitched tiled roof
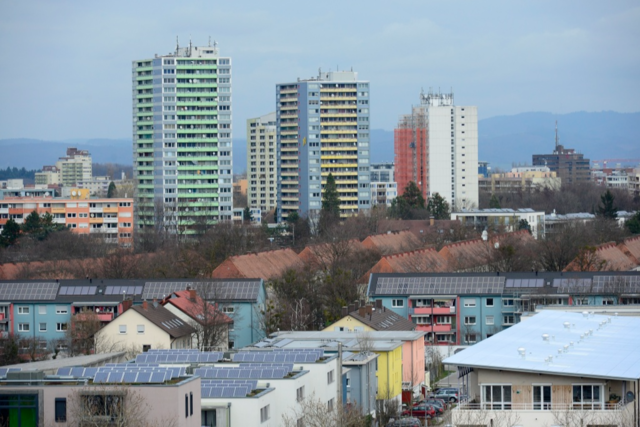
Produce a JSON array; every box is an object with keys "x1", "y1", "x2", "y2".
[
  {"x1": 620, "y1": 236, "x2": 640, "y2": 265},
  {"x1": 163, "y1": 290, "x2": 233, "y2": 325},
  {"x1": 348, "y1": 306, "x2": 416, "y2": 331},
  {"x1": 211, "y1": 248, "x2": 305, "y2": 280},
  {"x1": 131, "y1": 304, "x2": 196, "y2": 338},
  {"x1": 361, "y1": 231, "x2": 423, "y2": 256},
  {"x1": 564, "y1": 242, "x2": 638, "y2": 272},
  {"x1": 298, "y1": 239, "x2": 368, "y2": 268},
  {"x1": 370, "y1": 248, "x2": 448, "y2": 274}
]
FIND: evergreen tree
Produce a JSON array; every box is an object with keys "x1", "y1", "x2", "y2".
[
  {"x1": 21, "y1": 210, "x2": 42, "y2": 235},
  {"x1": 243, "y1": 206, "x2": 252, "y2": 222},
  {"x1": 518, "y1": 219, "x2": 531, "y2": 233},
  {"x1": 489, "y1": 194, "x2": 501, "y2": 209},
  {"x1": 626, "y1": 211, "x2": 640, "y2": 234},
  {"x1": 0, "y1": 218, "x2": 21, "y2": 247},
  {"x1": 389, "y1": 181, "x2": 427, "y2": 220},
  {"x1": 427, "y1": 193, "x2": 451, "y2": 220},
  {"x1": 107, "y1": 181, "x2": 117, "y2": 198},
  {"x1": 597, "y1": 189, "x2": 618, "y2": 219},
  {"x1": 321, "y1": 173, "x2": 341, "y2": 218},
  {"x1": 400, "y1": 181, "x2": 426, "y2": 209}
]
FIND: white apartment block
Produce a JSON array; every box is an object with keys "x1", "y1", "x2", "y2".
[
  {"x1": 425, "y1": 92, "x2": 479, "y2": 210},
  {"x1": 247, "y1": 112, "x2": 277, "y2": 212}
]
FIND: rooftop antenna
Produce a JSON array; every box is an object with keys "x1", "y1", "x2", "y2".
[
  {"x1": 555, "y1": 120, "x2": 559, "y2": 150},
  {"x1": 189, "y1": 34, "x2": 192, "y2": 55},
  {"x1": 176, "y1": 36, "x2": 179, "y2": 53},
  {"x1": 208, "y1": 36, "x2": 211, "y2": 47}
]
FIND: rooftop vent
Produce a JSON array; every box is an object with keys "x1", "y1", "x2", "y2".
[
  {"x1": 563, "y1": 322, "x2": 571, "y2": 329},
  {"x1": 517, "y1": 347, "x2": 526, "y2": 358},
  {"x1": 542, "y1": 334, "x2": 550, "y2": 341}
]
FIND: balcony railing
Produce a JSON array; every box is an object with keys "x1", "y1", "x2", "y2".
[{"x1": 456, "y1": 401, "x2": 623, "y2": 411}]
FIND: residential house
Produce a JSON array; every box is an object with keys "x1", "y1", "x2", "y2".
[
  {"x1": 564, "y1": 241, "x2": 638, "y2": 272},
  {"x1": 361, "y1": 231, "x2": 423, "y2": 256},
  {"x1": 211, "y1": 248, "x2": 305, "y2": 280},
  {"x1": 94, "y1": 301, "x2": 195, "y2": 353},
  {"x1": 444, "y1": 310, "x2": 638, "y2": 427},
  {"x1": 325, "y1": 300, "x2": 416, "y2": 333},
  {"x1": 451, "y1": 208, "x2": 545, "y2": 239},
  {"x1": 161, "y1": 289, "x2": 233, "y2": 351}
]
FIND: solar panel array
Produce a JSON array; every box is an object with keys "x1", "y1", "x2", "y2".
[
  {"x1": 0, "y1": 368, "x2": 21, "y2": 377},
  {"x1": 593, "y1": 275, "x2": 640, "y2": 293},
  {"x1": 201, "y1": 384, "x2": 253, "y2": 398},
  {"x1": 554, "y1": 278, "x2": 592, "y2": 293},
  {"x1": 92, "y1": 366, "x2": 186, "y2": 384},
  {"x1": 202, "y1": 379, "x2": 258, "y2": 388},
  {"x1": 505, "y1": 278, "x2": 544, "y2": 288},
  {"x1": 195, "y1": 367, "x2": 290, "y2": 379},
  {"x1": 0, "y1": 282, "x2": 59, "y2": 300},
  {"x1": 58, "y1": 286, "x2": 97, "y2": 296},
  {"x1": 239, "y1": 363, "x2": 294, "y2": 371},
  {"x1": 232, "y1": 352, "x2": 320, "y2": 363},
  {"x1": 142, "y1": 281, "x2": 260, "y2": 301},
  {"x1": 375, "y1": 276, "x2": 505, "y2": 295},
  {"x1": 56, "y1": 367, "x2": 99, "y2": 377},
  {"x1": 135, "y1": 352, "x2": 222, "y2": 364},
  {"x1": 104, "y1": 285, "x2": 143, "y2": 296}
]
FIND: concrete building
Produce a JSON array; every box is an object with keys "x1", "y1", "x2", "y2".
[
  {"x1": 445, "y1": 310, "x2": 639, "y2": 427},
  {"x1": 394, "y1": 90, "x2": 479, "y2": 210},
  {"x1": 132, "y1": 40, "x2": 233, "y2": 233},
  {"x1": 532, "y1": 123, "x2": 590, "y2": 185},
  {"x1": 370, "y1": 162, "x2": 397, "y2": 207},
  {"x1": 49, "y1": 147, "x2": 92, "y2": 187},
  {"x1": 451, "y1": 208, "x2": 545, "y2": 238},
  {"x1": 544, "y1": 210, "x2": 595, "y2": 234},
  {"x1": 478, "y1": 166, "x2": 561, "y2": 194},
  {"x1": 0, "y1": 197, "x2": 134, "y2": 246},
  {"x1": 276, "y1": 70, "x2": 371, "y2": 221},
  {"x1": 247, "y1": 112, "x2": 277, "y2": 212},
  {"x1": 34, "y1": 166, "x2": 61, "y2": 186}
]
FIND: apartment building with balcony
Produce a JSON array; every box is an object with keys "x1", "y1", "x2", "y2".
[
  {"x1": 445, "y1": 310, "x2": 639, "y2": 427},
  {"x1": 0, "y1": 197, "x2": 133, "y2": 246},
  {"x1": 247, "y1": 112, "x2": 277, "y2": 212},
  {"x1": 451, "y1": 208, "x2": 545, "y2": 239},
  {"x1": 133, "y1": 41, "x2": 233, "y2": 233},
  {"x1": 368, "y1": 272, "x2": 640, "y2": 346},
  {"x1": 276, "y1": 70, "x2": 371, "y2": 221}
]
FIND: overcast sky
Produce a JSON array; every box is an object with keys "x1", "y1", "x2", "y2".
[{"x1": 0, "y1": 0, "x2": 638, "y2": 140}]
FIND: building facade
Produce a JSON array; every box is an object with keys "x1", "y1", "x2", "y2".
[
  {"x1": 132, "y1": 41, "x2": 233, "y2": 234},
  {"x1": 394, "y1": 91, "x2": 479, "y2": 210},
  {"x1": 451, "y1": 208, "x2": 545, "y2": 238},
  {"x1": 276, "y1": 70, "x2": 371, "y2": 221},
  {"x1": 479, "y1": 166, "x2": 561, "y2": 194},
  {"x1": 55, "y1": 148, "x2": 92, "y2": 187},
  {"x1": 369, "y1": 163, "x2": 397, "y2": 207},
  {"x1": 247, "y1": 112, "x2": 277, "y2": 212},
  {"x1": 532, "y1": 124, "x2": 590, "y2": 185},
  {"x1": 0, "y1": 197, "x2": 134, "y2": 246}
]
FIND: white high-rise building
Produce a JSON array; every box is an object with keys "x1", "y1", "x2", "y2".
[
  {"x1": 247, "y1": 112, "x2": 277, "y2": 212},
  {"x1": 132, "y1": 41, "x2": 233, "y2": 233},
  {"x1": 425, "y1": 92, "x2": 478, "y2": 209}
]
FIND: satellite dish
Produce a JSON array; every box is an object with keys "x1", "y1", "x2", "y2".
[
  {"x1": 72, "y1": 191, "x2": 77, "y2": 196},
  {"x1": 626, "y1": 391, "x2": 635, "y2": 402}
]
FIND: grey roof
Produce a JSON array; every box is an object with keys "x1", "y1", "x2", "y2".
[
  {"x1": 368, "y1": 272, "x2": 640, "y2": 296},
  {"x1": 0, "y1": 352, "x2": 126, "y2": 372},
  {"x1": 0, "y1": 282, "x2": 58, "y2": 301},
  {"x1": 272, "y1": 330, "x2": 425, "y2": 341},
  {"x1": 347, "y1": 307, "x2": 416, "y2": 331},
  {"x1": 444, "y1": 310, "x2": 640, "y2": 381},
  {"x1": 130, "y1": 304, "x2": 196, "y2": 338},
  {"x1": 142, "y1": 280, "x2": 262, "y2": 301}
]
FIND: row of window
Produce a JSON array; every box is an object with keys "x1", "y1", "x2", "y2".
[
  {"x1": 17, "y1": 322, "x2": 67, "y2": 332},
  {"x1": 17, "y1": 306, "x2": 68, "y2": 315},
  {"x1": 481, "y1": 384, "x2": 603, "y2": 410}
]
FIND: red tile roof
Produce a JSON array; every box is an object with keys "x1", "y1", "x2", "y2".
[
  {"x1": 361, "y1": 231, "x2": 423, "y2": 256},
  {"x1": 162, "y1": 290, "x2": 232, "y2": 325},
  {"x1": 620, "y1": 236, "x2": 640, "y2": 265},
  {"x1": 359, "y1": 248, "x2": 448, "y2": 283},
  {"x1": 211, "y1": 248, "x2": 305, "y2": 280},
  {"x1": 298, "y1": 239, "x2": 368, "y2": 269},
  {"x1": 564, "y1": 242, "x2": 638, "y2": 272}
]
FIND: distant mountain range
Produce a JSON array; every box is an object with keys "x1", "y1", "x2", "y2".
[{"x1": 2, "y1": 111, "x2": 638, "y2": 174}]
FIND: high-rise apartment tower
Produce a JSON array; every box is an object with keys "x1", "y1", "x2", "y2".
[
  {"x1": 132, "y1": 41, "x2": 233, "y2": 233},
  {"x1": 394, "y1": 91, "x2": 478, "y2": 209},
  {"x1": 276, "y1": 70, "x2": 371, "y2": 221},
  {"x1": 247, "y1": 112, "x2": 277, "y2": 212}
]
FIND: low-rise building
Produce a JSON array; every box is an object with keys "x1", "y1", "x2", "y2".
[
  {"x1": 479, "y1": 166, "x2": 561, "y2": 194},
  {"x1": 95, "y1": 301, "x2": 195, "y2": 353},
  {"x1": 451, "y1": 208, "x2": 545, "y2": 238},
  {"x1": 444, "y1": 310, "x2": 639, "y2": 427}
]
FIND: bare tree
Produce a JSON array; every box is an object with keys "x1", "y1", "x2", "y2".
[
  {"x1": 375, "y1": 385, "x2": 401, "y2": 426},
  {"x1": 453, "y1": 406, "x2": 522, "y2": 427},
  {"x1": 65, "y1": 308, "x2": 104, "y2": 356},
  {"x1": 181, "y1": 285, "x2": 232, "y2": 351},
  {"x1": 66, "y1": 385, "x2": 178, "y2": 427},
  {"x1": 281, "y1": 392, "x2": 368, "y2": 427}
]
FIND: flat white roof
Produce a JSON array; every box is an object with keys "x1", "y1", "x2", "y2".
[{"x1": 444, "y1": 310, "x2": 640, "y2": 381}]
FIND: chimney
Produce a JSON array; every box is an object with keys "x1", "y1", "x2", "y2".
[
  {"x1": 341, "y1": 306, "x2": 348, "y2": 317},
  {"x1": 354, "y1": 300, "x2": 360, "y2": 310},
  {"x1": 430, "y1": 216, "x2": 435, "y2": 226},
  {"x1": 366, "y1": 304, "x2": 373, "y2": 315},
  {"x1": 189, "y1": 289, "x2": 197, "y2": 301},
  {"x1": 152, "y1": 298, "x2": 158, "y2": 308},
  {"x1": 348, "y1": 304, "x2": 355, "y2": 313},
  {"x1": 360, "y1": 299, "x2": 365, "y2": 308},
  {"x1": 142, "y1": 301, "x2": 148, "y2": 310},
  {"x1": 375, "y1": 300, "x2": 383, "y2": 310},
  {"x1": 358, "y1": 307, "x2": 366, "y2": 317}
]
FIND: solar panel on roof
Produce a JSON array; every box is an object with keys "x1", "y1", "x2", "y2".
[
  {"x1": 136, "y1": 372, "x2": 152, "y2": 383},
  {"x1": 108, "y1": 372, "x2": 125, "y2": 383},
  {"x1": 123, "y1": 372, "x2": 138, "y2": 383},
  {"x1": 150, "y1": 372, "x2": 166, "y2": 383},
  {"x1": 0, "y1": 282, "x2": 59, "y2": 301},
  {"x1": 56, "y1": 367, "x2": 72, "y2": 376},
  {"x1": 94, "y1": 372, "x2": 109, "y2": 383}
]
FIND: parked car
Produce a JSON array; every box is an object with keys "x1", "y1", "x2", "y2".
[
  {"x1": 387, "y1": 417, "x2": 422, "y2": 427},
  {"x1": 402, "y1": 403, "x2": 436, "y2": 418},
  {"x1": 433, "y1": 389, "x2": 459, "y2": 403},
  {"x1": 421, "y1": 399, "x2": 446, "y2": 413}
]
